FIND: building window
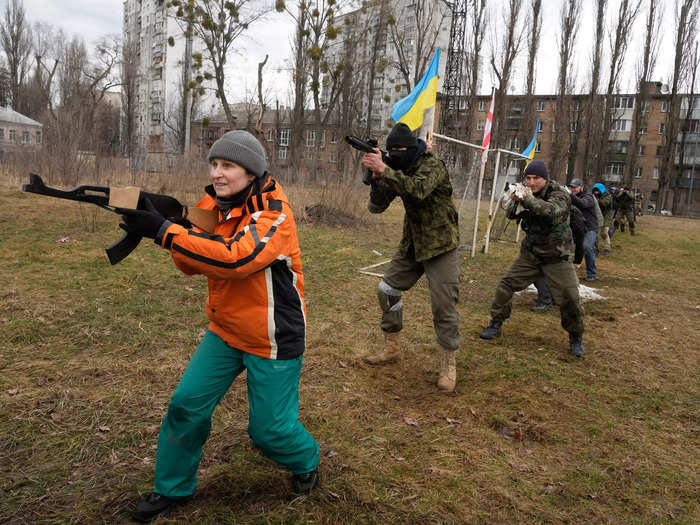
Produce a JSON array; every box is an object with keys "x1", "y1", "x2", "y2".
[
  {"x1": 656, "y1": 145, "x2": 666, "y2": 156},
  {"x1": 279, "y1": 129, "x2": 290, "y2": 146},
  {"x1": 615, "y1": 96, "x2": 634, "y2": 109},
  {"x1": 9, "y1": 129, "x2": 16, "y2": 142},
  {"x1": 612, "y1": 119, "x2": 629, "y2": 132},
  {"x1": 0, "y1": 128, "x2": 4, "y2": 140},
  {"x1": 537, "y1": 121, "x2": 543, "y2": 132},
  {"x1": 152, "y1": 68, "x2": 162, "y2": 80},
  {"x1": 22, "y1": 131, "x2": 29, "y2": 144},
  {"x1": 634, "y1": 167, "x2": 642, "y2": 178},
  {"x1": 478, "y1": 100, "x2": 486, "y2": 112},
  {"x1": 642, "y1": 101, "x2": 650, "y2": 114},
  {"x1": 318, "y1": 130, "x2": 326, "y2": 147},
  {"x1": 660, "y1": 100, "x2": 669, "y2": 112},
  {"x1": 509, "y1": 137, "x2": 520, "y2": 150},
  {"x1": 653, "y1": 167, "x2": 659, "y2": 179},
  {"x1": 278, "y1": 147, "x2": 288, "y2": 160},
  {"x1": 329, "y1": 151, "x2": 339, "y2": 164},
  {"x1": 306, "y1": 130, "x2": 316, "y2": 147},
  {"x1": 659, "y1": 122, "x2": 666, "y2": 134},
  {"x1": 535, "y1": 141, "x2": 541, "y2": 153},
  {"x1": 607, "y1": 162, "x2": 625, "y2": 176},
  {"x1": 637, "y1": 144, "x2": 645, "y2": 155},
  {"x1": 476, "y1": 119, "x2": 485, "y2": 130},
  {"x1": 266, "y1": 129, "x2": 274, "y2": 142},
  {"x1": 608, "y1": 141, "x2": 628, "y2": 154},
  {"x1": 573, "y1": 100, "x2": 581, "y2": 112},
  {"x1": 536, "y1": 100, "x2": 545, "y2": 112},
  {"x1": 638, "y1": 123, "x2": 647, "y2": 134},
  {"x1": 570, "y1": 121, "x2": 579, "y2": 133}
]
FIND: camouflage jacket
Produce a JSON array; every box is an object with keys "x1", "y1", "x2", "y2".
[
  {"x1": 518, "y1": 180, "x2": 574, "y2": 264},
  {"x1": 615, "y1": 191, "x2": 635, "y2": 211},
  {"x1": 596, "y1": 192, "x2": 614, "y2": 221},
  {"x1": 368, "y1": 151, "x2": 459, "y2": 262}
]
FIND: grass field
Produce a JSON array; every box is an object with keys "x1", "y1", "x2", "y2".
[{"x1": 1, "y1": 181, "x2": 698, "y2": 524}]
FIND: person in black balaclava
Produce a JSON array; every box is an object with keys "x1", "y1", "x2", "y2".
[{"x1": 360, "y1": 123, "x2": 462, "y2": 393}]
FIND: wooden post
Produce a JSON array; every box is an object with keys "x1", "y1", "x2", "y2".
[
  {"x1": 471, "y1": 151, "x2": 488, "y2": 257},
  {"x1": 483, "y1": 149, "x2": 502, "y2": 254}
]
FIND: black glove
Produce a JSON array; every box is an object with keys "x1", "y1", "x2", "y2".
[
  {"x1": 117, "y1": 197, "x2": 166, "y2": 239},
  {"x1": 167, "y1": 216, "x2": 192, "y2": 228}
]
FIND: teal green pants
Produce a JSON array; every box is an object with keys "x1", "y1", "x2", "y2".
[{"x1": 153, "y1": 330, "x2": 319, "y2": 499}]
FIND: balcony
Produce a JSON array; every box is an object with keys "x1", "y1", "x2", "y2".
[{"x1": 671, "y1": 176, "x2": 700, "y2": 189}]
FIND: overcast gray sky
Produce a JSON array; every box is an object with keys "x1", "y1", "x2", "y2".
[{"x1": 18, "y1": 0, "x2": 685, "y2": 104}]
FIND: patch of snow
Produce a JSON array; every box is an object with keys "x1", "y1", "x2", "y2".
[{"x1": 517, "y1": 283, "x2": 606, "y2": 301}]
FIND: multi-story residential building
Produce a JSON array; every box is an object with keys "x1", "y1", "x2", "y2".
[
  {"x1": 462, "y1": 85, "x2": 699, "y2": 216},
  {"x1": 321, "y1": 0, "x2": 453, "y2": 134},
  {"x1": 0, "y1": 106, "x2": 43, "y2": 163},
  {"x1": 122, "y1": 0, "x2": 214, "y2": 160}
]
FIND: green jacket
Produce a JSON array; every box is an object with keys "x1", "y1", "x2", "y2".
[
  {"x1": 368, "y1": 151, "x2": 459, "y2": 262},
  {"x1": 615, "y1": 191, "x2": 635, "y2": 211},
  {"x1": 596, "y1": 192, "x2": 613, "y2": 222},
  {"x1": 519, "y1": 180, "x2": 574, "y2": 264}
]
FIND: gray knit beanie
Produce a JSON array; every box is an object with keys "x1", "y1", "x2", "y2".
[{"x1": 207, "y1": 130, "x2": 267, "y2": 178}]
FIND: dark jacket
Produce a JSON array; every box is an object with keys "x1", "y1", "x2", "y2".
[
  {"x1": 368, "y1": 149, "x2": 459, "y2": 262},
  {"x1": 518, "y1": 180, "x2": 574, "y2": 264},
  {"x1": 615, "y1": 190, "x2": 635, "y2": 212},
  {"x1": 570, "y1": 188, "x2": 599, "y2": 231},
  {"x1": 569, "y1": 206, "x2": 586, "y2": 264}
]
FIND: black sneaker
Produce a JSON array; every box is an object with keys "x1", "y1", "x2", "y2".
[
  {"x1": 531, "y1": 303, "x2": 553, "y2": 313},
  {"x1": 569, "y1": 333, "x2": 585, "y2": 357},
  {"x1": 132, "y1": 492, "x2": 178, "y2": 523},
  {"x1": 479, "y1": 320, "x2": 502, "y2": 339},
  {"x1": 292, "y1": 469, "x2": 320, "y2": 494}
]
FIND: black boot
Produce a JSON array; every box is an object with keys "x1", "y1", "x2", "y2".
[
  {"x1": 132, "y1": 492, "x2": 179, "y2": 523},
  {"x1": 292, "y1": 469, "x2": 320, "y2": 494},
  {"x1": 569, "y1": 333, "x2": 585, "y2": 357},
  {"x1": 480, "y1": 320, "x2": 502, "y2": 339}
]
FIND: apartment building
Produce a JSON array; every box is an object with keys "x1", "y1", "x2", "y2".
[
  {"x1": 321, "y1": 0, "x2": 453, "y2": 134},
  {"x1": 0, "y1": 106, "x2": 43, "y2": 163},
  {"x1": 122, "y1": 0, "x2": 214, "y2": 158},
  {"x1": 463, "y1": 85, "x2": 699, "y2": 215}
]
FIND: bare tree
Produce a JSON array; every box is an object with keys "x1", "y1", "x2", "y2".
[
  {"x1": 387, "y1": 0, "x2": 448, "y2": 89},
  {"x1": 593, "y1": 0, "x2": 641, "y2": 182},
  {"x1": 580, "y1": 0, "x2": 607, "y2": 185},
  {"x1": 674, "y1": 41, "x2": 698, "y2": 214},
  {"x1": 624, "y1": 0, "x2": 662, "y2": 188},
  {"x1": 658, "y1": 0, "x2": 699, "y2": 211},
  {"x1": 549, "y1": 0, "x2": 581, "y2": 182},
  {"x1": 166, "y1": 0, "x2": 270, "y2": 128},
  {"x1": 0, "y1": 0, "x2": 32, "y2": 112},
  {"x1": 120, "y1": 30, "x2": 139, "y2": 158},
  {"x1": 489, "y1": 0, "x2": 524, "y2": 150},
  {"x1": 518, "y1": 0, "x2": 541, "y2": 152}
]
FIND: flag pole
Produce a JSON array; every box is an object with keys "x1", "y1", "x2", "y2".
[{"x1": 471, "y1": 87, "x2": 495, "y2": 257}]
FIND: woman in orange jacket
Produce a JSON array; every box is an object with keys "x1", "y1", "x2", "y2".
[{"x1": 120, "y1": 131, "x2": 319, "y2": 523}]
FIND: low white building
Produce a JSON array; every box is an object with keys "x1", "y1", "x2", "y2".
[{"x1": 0, "y1": 106, "x2": 43, "y2": 162}]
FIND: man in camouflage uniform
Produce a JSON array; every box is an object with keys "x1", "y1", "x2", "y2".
[
  {"x1": 592, "y1": 183, "x2": 613, "y2": 254},
  {"x1": 479, "y1": 160, "x2": 585, "y2": 357},
  {"x1": 614, "y1": 187, "x2": 636, "y2": 235},
  {"x1": 361, "y1": 123, "x2": 460, "y2": 391}
]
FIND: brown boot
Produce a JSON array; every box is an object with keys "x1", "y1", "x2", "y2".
[
  {"x1": 364, "y1": 332, "x2": 400, "y2": 365},
  {"x1": 437, "y1": 347, "x2": 457, "y2": 392}
]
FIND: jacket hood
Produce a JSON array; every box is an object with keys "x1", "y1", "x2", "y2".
[{"x1": 592, "y1": 183, "x2": 607, "y2": 195}]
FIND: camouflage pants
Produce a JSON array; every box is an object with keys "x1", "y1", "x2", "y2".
[
  {"x1": 380, "y1": 247, "x2": 461, "y2": 350},
  {"x1": 490, "y1": 252, "x2": 585, "y2": 335},
  {"x1": 614, "y1": 210, "x2": 635, "y2": 232},
  {"x1": 598, "y1": 225, "x2": 611, "y2": 252}
]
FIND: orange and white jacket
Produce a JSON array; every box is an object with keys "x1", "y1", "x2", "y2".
[{"x1": 154, "y1": 177, "x2": 306, "y2": 360}]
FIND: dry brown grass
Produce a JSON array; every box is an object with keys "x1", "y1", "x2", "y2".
[{"x1": 1, "y1": 174, "x2": 698, "y2": 524}]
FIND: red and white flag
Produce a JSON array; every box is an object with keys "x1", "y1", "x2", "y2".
[{"x1": 481, "y1": 88, "x2": 495, "y2": 165}]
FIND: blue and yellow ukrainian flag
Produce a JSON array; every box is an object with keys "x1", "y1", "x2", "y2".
[
  {"x1": 520, "y1": 119, "x2": 540, "y2": 166},
  {"x1": 391, "y1": 47, "x2": 440, "y2": 131}
]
